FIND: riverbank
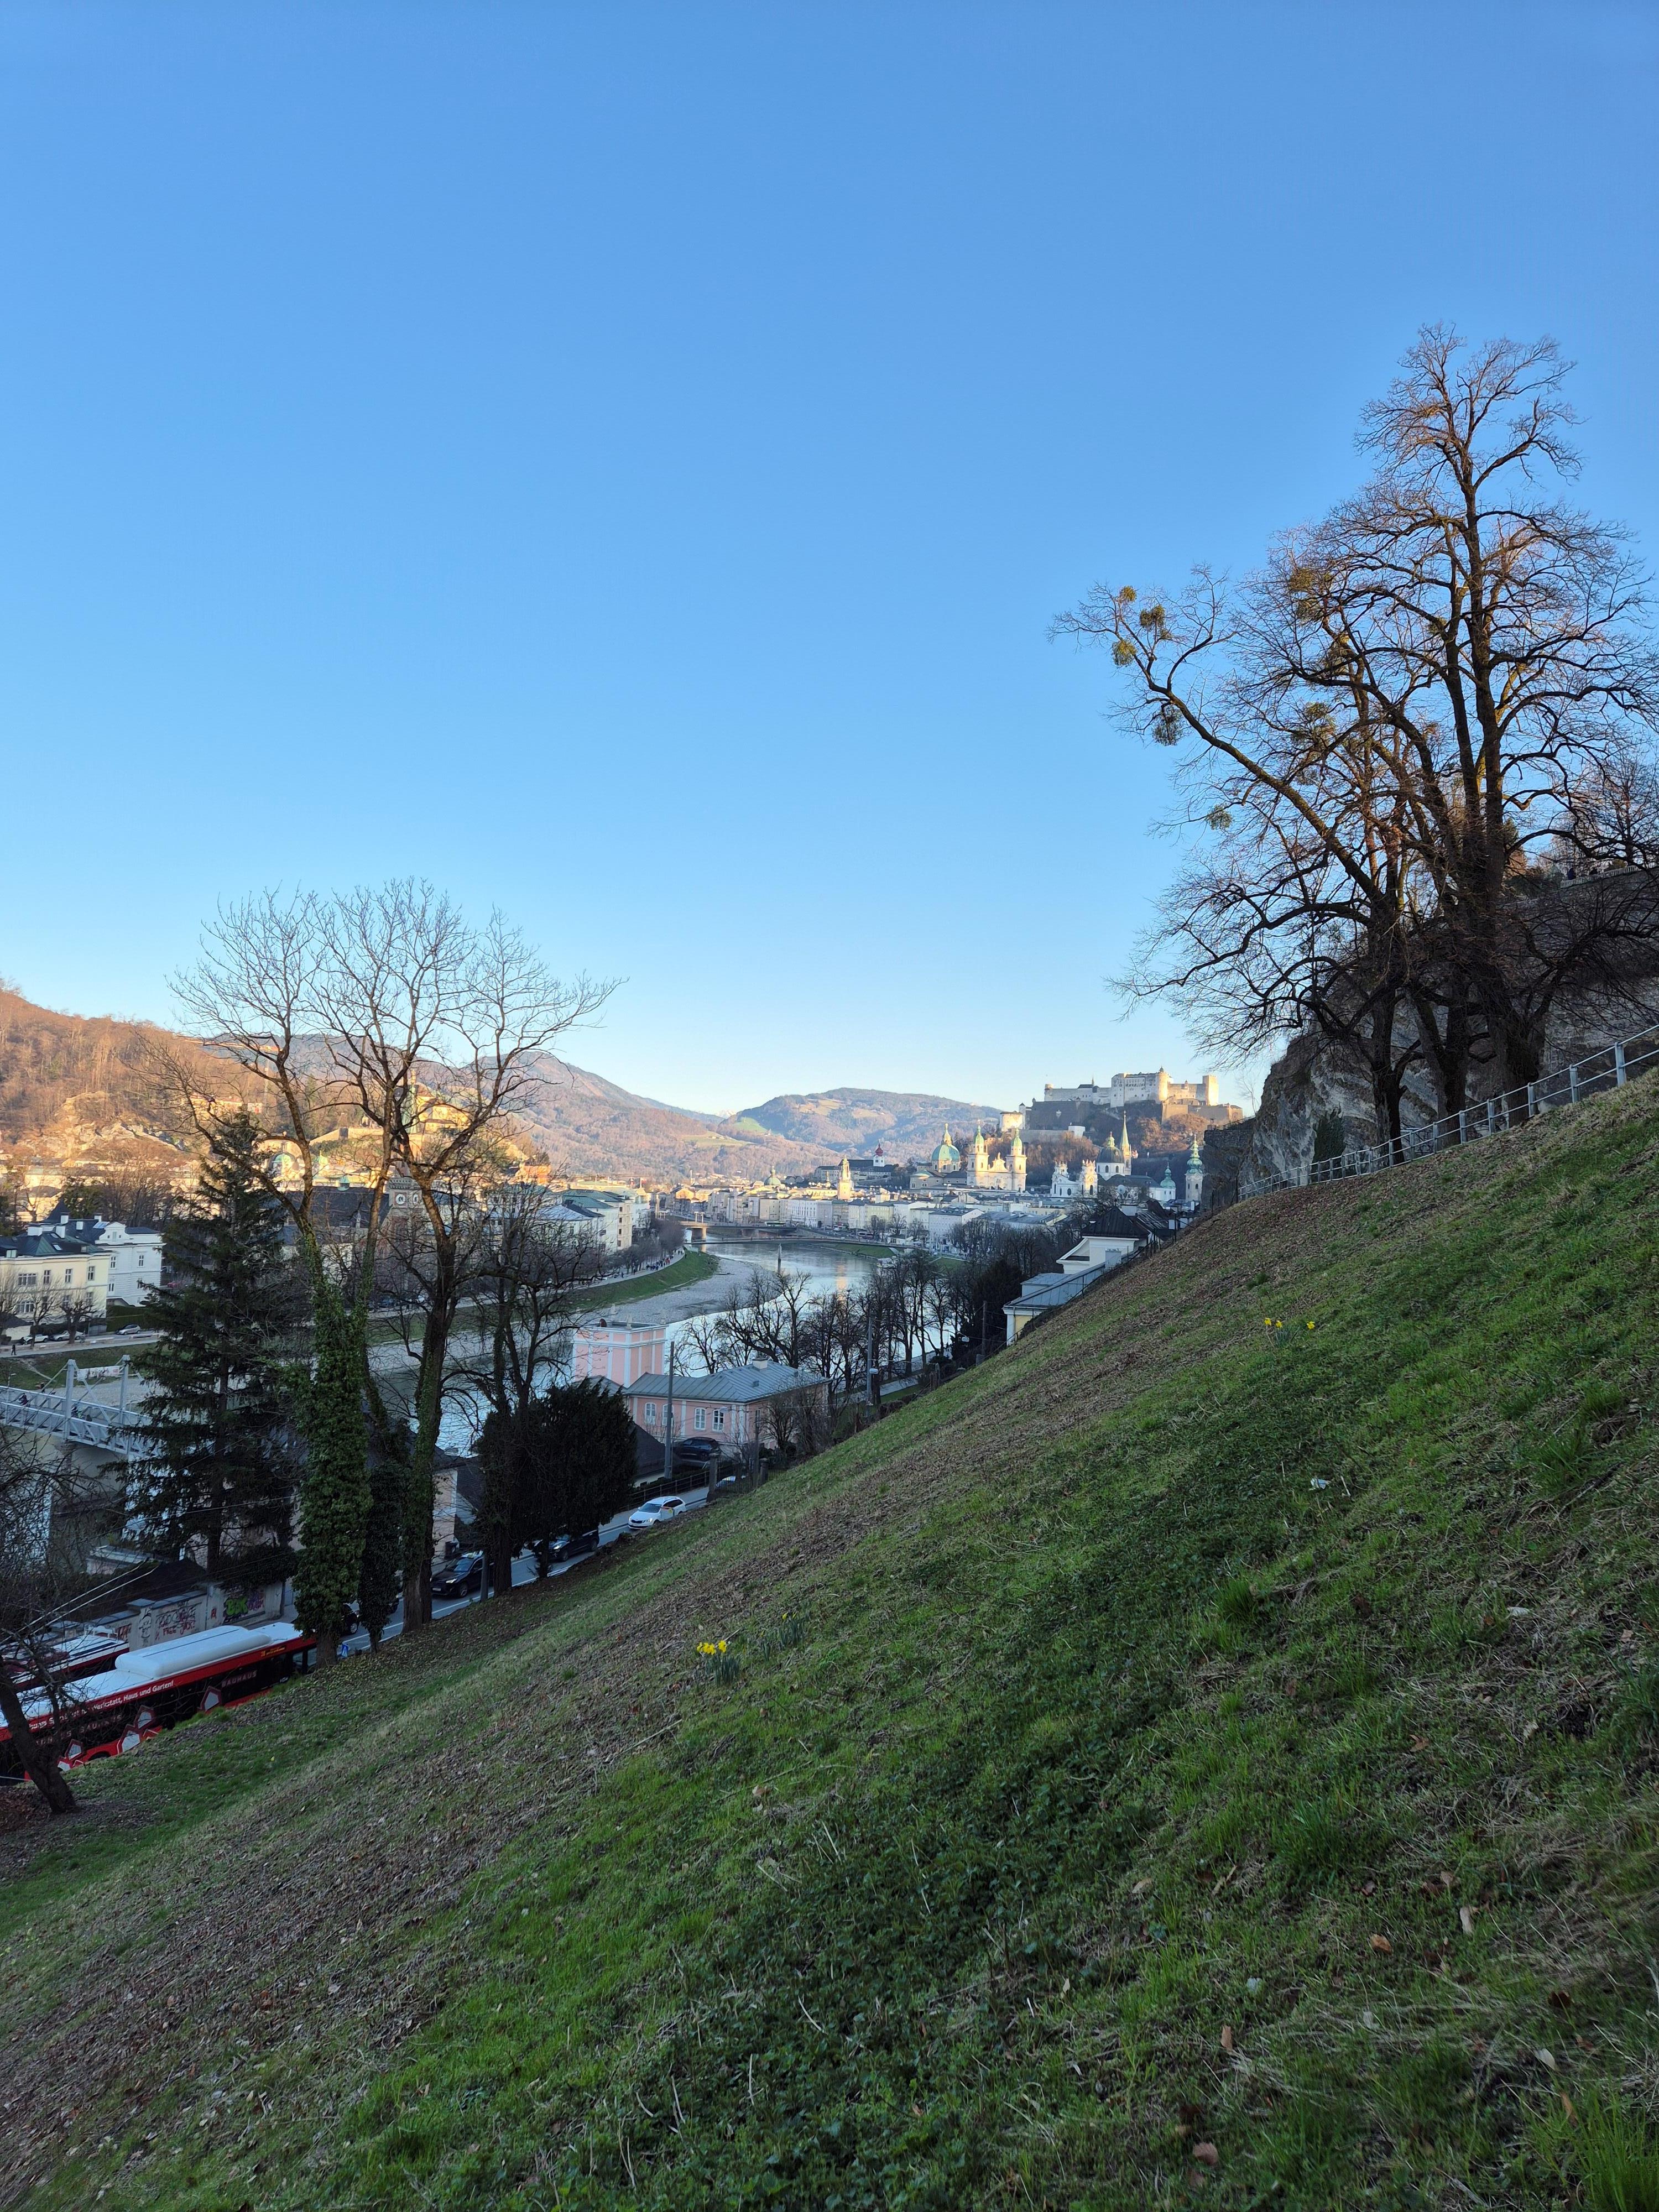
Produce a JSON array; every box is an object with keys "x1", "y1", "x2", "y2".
[{"x1": 567, "y1": 1249, "x2": 717, "y2": 1310}]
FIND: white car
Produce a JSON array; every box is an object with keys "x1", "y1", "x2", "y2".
[{"x1": 629, "y1": 1495, "x2": 685, "y2": 1530}]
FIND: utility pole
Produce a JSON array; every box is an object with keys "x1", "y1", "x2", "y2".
[{"x1": 662, "y1": 1340, "x2": 676, "y2": 1495}]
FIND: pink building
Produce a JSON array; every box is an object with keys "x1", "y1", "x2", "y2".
[
  {"x1": 620, "y1": 1362, "x2": 828, "y2": 1449},
  {"x1": 571, "y1": 1319, "x2": 667, "y2": 1386}
]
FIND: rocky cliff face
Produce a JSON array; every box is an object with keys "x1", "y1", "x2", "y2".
[
  {"x1": 1244, "y1": 985, "x2": 1659, "y2": 1191},
  {"x1": 1241, "y1": 1036, "x2": 1378, "y2": 1190}
]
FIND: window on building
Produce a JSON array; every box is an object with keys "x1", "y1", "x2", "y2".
[
  {"x1": 712, "y1": 1409, "x2": 726, "y2": 1431},
  {"x1": 693, "y1": 1406, "x2": 706, "y2": 1430},
  {"x1": 643, "y1": 1402, "x2": 657, "y2": 1423}
]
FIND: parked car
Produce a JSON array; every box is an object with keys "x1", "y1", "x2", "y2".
[
  {"x1": 549, "y1": 1528, "x2": 600, "y2": 1563},
  {"x1": 431, "y1": 1553, "x2": 483, "y2": 1601},
  {"x1": 628, "y1": 1496, "x2": 685, "y2": 1531},
  {"x1": 671, "y1": 1438, "x2": 720, "y2": 1472}
]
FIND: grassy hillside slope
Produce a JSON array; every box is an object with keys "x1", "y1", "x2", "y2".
[{"x1": 4, "y1": 1081, "x2": 1659, "y2": 2209}]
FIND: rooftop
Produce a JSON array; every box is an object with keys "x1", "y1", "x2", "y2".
[
  {"x1": 620, "y1": 1361, "x2": 826, "y2": 1403},
  {"x1": 0, "y1": 1230, "x2": 98, "y2": 1259}
]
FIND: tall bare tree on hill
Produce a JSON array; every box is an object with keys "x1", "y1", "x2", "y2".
[
  {"x1": 1057, "y1": 329, "x2": 1659, "y2": 1109},
  {"x1": 447, "y1": 1190, "x2": 603, "y2": 1597},
  {"x1": 173, "y1": 880, "x2": 609, "y2": 1640}
]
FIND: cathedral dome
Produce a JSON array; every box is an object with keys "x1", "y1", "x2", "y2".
[{"x1": 931, "y1": 1125, "x2": 961, "y2": 1173}]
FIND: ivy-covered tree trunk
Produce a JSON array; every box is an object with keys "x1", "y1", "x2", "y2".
[
  {"x1": 400, "y1": 1318, "x2": 450, "y2": 1634},
  {"x1": 294, "y1": 1275, "x2": 371, "y2": 1665},
  {"x1": 358, "y1": 1388, "x2": 408, "y2": 1646}
]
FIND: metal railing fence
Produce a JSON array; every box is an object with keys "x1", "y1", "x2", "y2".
[{"x1": 1245, "y1": 1020, "x2": 1659, "y2": 1199}]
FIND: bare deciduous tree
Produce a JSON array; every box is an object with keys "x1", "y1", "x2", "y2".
[
  {"x1": 432, "y1": 1188, "x2": 602, "y2": 1597},
  {"x1": 0, "y1": 1434, "x2": 116, "y2": 1816},
  {"x1": 173, "y1": 879, "x2": 612, "y2": 1638},
  {"x1": 1057, "y1": 328, "x2": 1659, "y2": 1105}
]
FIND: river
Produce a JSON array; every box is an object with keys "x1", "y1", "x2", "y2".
[
  {"x1": 432, "y1": 1235, "x2": 895, "y2": 1451},
  {"x1": 700, "y1": 1233, "x2": 891, "y2": 1305}
]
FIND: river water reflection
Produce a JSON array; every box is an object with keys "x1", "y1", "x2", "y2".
[{"x1": 701, "y1": 1233, "x2": 892, "y2": 1304}]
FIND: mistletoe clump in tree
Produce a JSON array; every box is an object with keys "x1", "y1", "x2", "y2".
[{"x1": 136, "y1": 1112, "x2": 301, "y2": 1587}]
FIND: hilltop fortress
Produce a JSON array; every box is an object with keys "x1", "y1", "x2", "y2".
[
  {"x1": 1020, "y1": 1068, "x2": 1241, "y2": 1148},
  {"x1": 1033, "y1": 1068, "x2": 1232, "y2": 1120}
]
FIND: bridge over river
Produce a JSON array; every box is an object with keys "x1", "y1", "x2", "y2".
[{"x1": 0, "y1": 1359, "x2": 145, "y2": 1460}]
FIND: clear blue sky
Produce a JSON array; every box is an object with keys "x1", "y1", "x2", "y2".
[{"x1": 3, "y1": 4, "x2": 1655, "y2": 1115}]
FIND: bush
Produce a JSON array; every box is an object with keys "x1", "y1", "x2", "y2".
[{"x1": 1312, "y1": 1109, "x2": 1348, "y2": 1164}]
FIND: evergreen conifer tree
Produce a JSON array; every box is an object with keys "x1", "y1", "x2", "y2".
[
  {"x1": 135, "y1": 1113, "x2": 299, "y2": 1583},
  {"x1": 479, "y1": 1379, "x2": 637, "y2": 1583}
]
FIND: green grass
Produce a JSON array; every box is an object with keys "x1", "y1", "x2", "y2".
[
  {"x1": 363, "y1": 1251, "x2": 720, "y2": 1347},
  {"x1": 0, "y1": 1343, "x2": 131, "y2": 1390},
  {"x1": 5, "y1": 1079, "x2": 1659, "y2": 2208},
  {"x1": 566, "y1": 1248, "x2": 718, "y2": 1308}
]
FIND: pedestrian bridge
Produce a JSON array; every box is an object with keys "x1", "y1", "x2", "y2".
[{"x1": 0, "y1": 1360, "x2": 145, "y2": 1459}]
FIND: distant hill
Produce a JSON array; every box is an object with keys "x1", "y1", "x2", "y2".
[
  {"x1": 731, "y1": 1087, "x2": 1006, "y2": 1163},
  {"x1": 0, "y1": 988, "x2": 841, "y2": 1194},
  {"x1": 0, "y1": 987, "x2": 255, "y2": 1199},
  {"x1": 515, "y1": 1060, "x2": 826, "y2": 1185},
  {"x1": 0, "y1": 988, "x2": 247, "y2": 1145}
]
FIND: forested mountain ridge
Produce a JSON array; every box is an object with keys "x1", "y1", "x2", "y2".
[
  {"x1": 729, "y1": 1084, "x2": 1008, "y2": 1159},
  {"x1": 511, "y1": 1057, "x2": 827, "y2": 1183},
  {"x1": 0, "y1": 987, "x2": 841, "y2": 1189},
  {"x1": 0, "y1": 987, "x2": 244, "y2": 1145}
]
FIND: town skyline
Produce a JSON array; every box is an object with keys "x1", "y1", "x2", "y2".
[
  {"x1": 0, "y1": 972, "x2": 1245, "y2": 1207},
  {"x1": 0, "y1": 961, "x2": 1255, "y2": 1126}
]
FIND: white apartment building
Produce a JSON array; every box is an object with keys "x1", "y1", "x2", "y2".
[
  {"x1": 46, "y1": 1215, "x2": 164, "y2": 1310},
  {"x1": 536, "y1": 1190, "x2": 633, "y2": 1255},
  {"x1": 0, "y1": 1231, "x2": 113, "y2": 1338}
]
